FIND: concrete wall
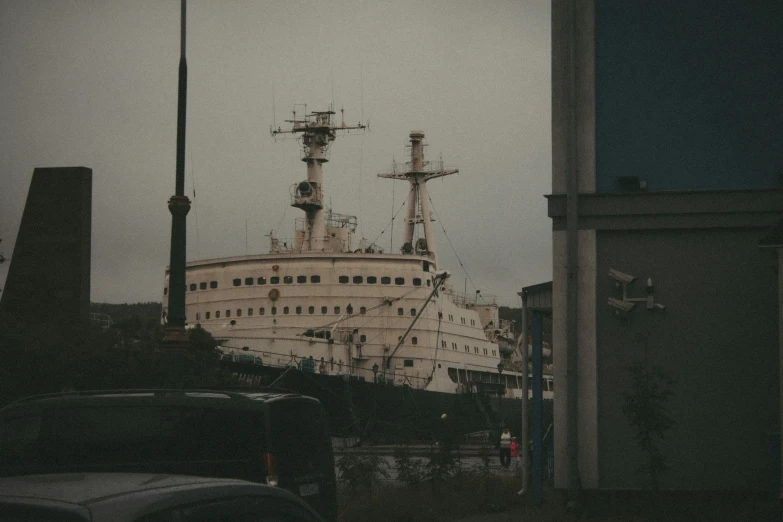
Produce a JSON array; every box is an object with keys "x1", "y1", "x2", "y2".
[{"x1": 596, "y1": 228, "x2": 779, "y2": 489}]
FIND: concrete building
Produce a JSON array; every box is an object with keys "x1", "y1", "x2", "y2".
[{"x1": 549, "y1": 0, "x2": 783, "y2": 490}]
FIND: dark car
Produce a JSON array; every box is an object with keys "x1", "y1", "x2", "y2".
[
  {"x1": 0, "y1": 390, "x2": 337, "y2": 521},
  {"x1": 0, "y1": 472, "x2": 323, "y2": 521}
]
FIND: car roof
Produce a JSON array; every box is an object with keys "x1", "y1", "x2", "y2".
[
  {"x1": 1, "y1": 389, "x2": 320, "y2": 410},
  {"x1": 0, "y1": 473, "x2": 322, "y2": 522},
  {"x1": 0, "y1": 473, "x2": 255, "y2": 505}
]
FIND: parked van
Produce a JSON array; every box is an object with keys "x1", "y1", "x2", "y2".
[{"x1": 0, "y1": 390, "x2": 337, "y2": 521}]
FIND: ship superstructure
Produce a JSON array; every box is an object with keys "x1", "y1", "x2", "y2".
[{"x1": 162, "y1": 111, "x2": 552, "y2": 400}]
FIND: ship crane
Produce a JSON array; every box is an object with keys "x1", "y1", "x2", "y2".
[
  {"x1": 378, "y1": 131, "x2": 458, "y2": 265},
  {"x1": 271, "y1": 108, "x2": 366, "y2": 252}
]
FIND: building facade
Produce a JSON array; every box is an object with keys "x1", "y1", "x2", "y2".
[{"x1": 550, "y1": 0, "x2": 783, "y2": 490}]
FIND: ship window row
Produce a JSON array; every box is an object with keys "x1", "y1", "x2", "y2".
[
  {"x1": 397, "y1": 308, "x2": 417, "y2": 316},
  {"x1": 182, "y1": 281, "x2": 219, "y2": 292},
  {"x1": 233, "y1": 275, "x2": 322, "y2": 286},
  {"x1": 201, "y1": 303, "x2": 373, "y2": 319},
  {"x1": 338, "y1": 276, "x2": 424, "y2": 286},
  {"x1": 186, "y1": 274, "x2": 430, "y2": 290}
]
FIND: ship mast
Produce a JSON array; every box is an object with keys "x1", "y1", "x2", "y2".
[
  {"x1": 378, "y1": 131, "x2": 457, "y2": 265},
  {"x1": 272, "y1": 109, "x2": 365, "y2": 252}
]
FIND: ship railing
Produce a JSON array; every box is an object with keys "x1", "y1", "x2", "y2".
[
  {"x1": 227, "y1": 348, "x2": 434, "y2": 388},
  {"x1": 445, "y1": 289, "x2": 498, "y2": 307},
  {"x1": 323, "y1": 211, "x2": 358, "y2": 232}
]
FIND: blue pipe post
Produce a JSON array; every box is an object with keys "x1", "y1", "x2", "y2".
[{"x1": 532, "y1": 309, "x2": 543, "y2": 504}]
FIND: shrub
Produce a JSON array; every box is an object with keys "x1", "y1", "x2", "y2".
[
  {"x1": 336, "y1": 453, "x2": 389, "y2": 494},
  {"x1": 393, "y1": 446, "x2": 425, "y2": 487}
]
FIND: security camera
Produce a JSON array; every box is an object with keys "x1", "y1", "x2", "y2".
[
  {"x1": 609, "y1": 268, "x2": 637, "y2": 285},
  {"x1": 608, "y1": 297, "x2": 636, "y2": 313}
]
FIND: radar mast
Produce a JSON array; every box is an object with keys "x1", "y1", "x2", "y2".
[
  {"x1": 272, "y1": 108, "x2": 366, "y2": 252},
  {"x1": 378, "y1": 131, "x2": 457, "y2": 265}
]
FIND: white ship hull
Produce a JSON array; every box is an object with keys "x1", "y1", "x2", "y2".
[{"x1": 163, "y1": 251, "x2": 553, "y2": 400}]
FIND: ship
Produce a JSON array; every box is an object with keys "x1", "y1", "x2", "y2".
[{"x1": 162, "y1": 108, "x2": 553, "y2": 440}]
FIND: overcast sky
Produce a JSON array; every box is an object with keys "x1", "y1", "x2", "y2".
[{"x1": 0, "y1": 0, "x2": 551, "y2": 307}]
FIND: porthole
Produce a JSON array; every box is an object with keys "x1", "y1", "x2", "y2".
[
  {"x1": 200, "y1": 282, "x2": 207, "y2": 290},
  {"x1": 360, "y1": 334, "x2": 367, "y2": 342},
  {"x1": 215, "y1": 311, "x2": 220, "y2": 319},
  {"x1": 248, "y1": 308, "x2": 253, "y2": 316},
  {"x1": 410, "y1": 308, "x2": 416, "y2": 316},
  {"x1": 412, "y1": 337, "x2": 418, "y2": 345},
  {"x1": 297, "y1": 275, "x2": 306, "y2": 283},
  {"x1": 270, "y1": 276, "x2": 280, "y2": 284},
  {"x1": 308, "y1": 306, "x2": 315, "y2": 314},
  {"x1": 283, "y1": 276, "x2": 293, "y2": 284},
  {"x1": 226, "y1": 310, "x2": 231, "y2": 318},
  {"x1": 205, "y1": 312, "x2": 210, "y2": 319},
  {"x1": 346, "y1": 305, "x2": 354, "y2": 314},
  {"x1": 210, "y1": 281, "x2": 218, "y2": 289},
  {"x1": 233, "y1": 279, "x2": 241, "y2": 287},
  {"x1": 403, "y1": 360, "x2": 414, "y2": 367},
  {"x1": 236, "y1": 309, "x2": 242, "y2": 317},
  {"x1": 339, "y1": 276, "x2": 349, "y2": 284},
  {"x1": 353, "y1": 276, "x2": 363, "y2": 284},
  {"x1": 260, "y1": 307, "x2": 265, "y2": 315},
  {"x1": 413, "y1": 278, "x2": 422, "y2": 286},
  {"x1": 381, "y1": 276, "x2": 391, "y2": 285},
  {"x1": 367, "y1": 276, "x2": 377, "y2": 284},
  {"x1": 334, "y1": 306, "x2": 340, "y2": 314},
  {"x1": 271, "y1": 307, "x2": 277, "y2": 315},
  {"x1": 283, "y1": 306, "x2": 289, "y2": 314},
  {"x1": 311, "y1": 275, "x2": 321, "y2": 283},
  {"x1": 321, "y1": 306, "x2": 327, "y2": 314},
  {"x1": 244, "y1": 277, "x2": 253, "y2": 285},
  {"x1": 296, "y1": 306, "x2": 302, "y2": 314},
  {"x1": 397, "y1": 308, "x2": 404, "y2": 316},
  {"x1": 258, "y1": 277, "x2": 267, "y2": 285},
  {"x1": 360, "y1": 306, "x2": 367, "y2": 315},
  {"x1": 189, "y1": 283, "x2": 197, "y2": 291},
  {"x1": 196, "y1": 313, "x2": 200, "y2": 320},
  {"x1": 395, "y1": 277, "x2": 404, "y2": 285}
]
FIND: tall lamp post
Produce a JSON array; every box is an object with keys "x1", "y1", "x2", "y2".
[{"x1": 162, "y1": 0, "x2": 191, "y2": 351}]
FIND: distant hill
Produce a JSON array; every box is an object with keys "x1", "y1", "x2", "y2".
[{"x1": 90, "y1": 302, "x2": 161, "y2": 324}]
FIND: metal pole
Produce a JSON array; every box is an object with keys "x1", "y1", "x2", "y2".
[
  {"x1": 163, "y1": 0, "x2": 192, "y2": 350},
  {"x1": 519, "y1": 291, "x2": 530, "y2": 496},
  {"x1": 532, "y1": 310, "x2": 543, "y2": 505}
]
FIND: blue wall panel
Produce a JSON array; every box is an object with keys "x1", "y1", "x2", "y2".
[{"x1": 595, "y1": 0, "x2": 782, "y2": 192}]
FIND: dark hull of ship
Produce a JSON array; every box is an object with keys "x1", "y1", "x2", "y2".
[{"x1": 222, "y1": 360, "x2": 554, "y2": 443}]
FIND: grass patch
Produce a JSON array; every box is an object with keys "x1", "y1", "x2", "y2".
[
  {"x1": 337, "y1": 474, "x2": 524, "y2": 522},
  {"x1": 337, "y1": 482, "x2": 782, "y2": 522}
]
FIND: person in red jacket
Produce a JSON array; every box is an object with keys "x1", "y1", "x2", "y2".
[{"x1": 509, "y1": 436, "x2": 521, "y2": 475}]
